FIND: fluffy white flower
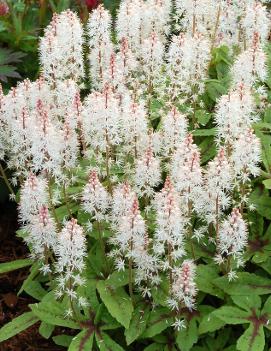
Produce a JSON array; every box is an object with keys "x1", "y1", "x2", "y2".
[
  {"x1": 230, "y1": 128, "x2": 261, "y2": 182},
  {"x1": 171, "y1": 133, "x2": 202, "y2": 206},
  {"x1": 134, "y1": 145, "x2": 161, "y2": 197},
  {"x1": 161, "y1": 107, "x2": 188, "y2": 156},
  {"x1": 170, "y1": 260, "x2": 197, "y2": 310},
  {"x1": 55, "y1": 219, "x2": 87, "y2": 297},
  {"x1": 82, "y1": 171, "x2": 110, "y2": 221},
  {"x1": 40, "y1": 10, "x2": 84, "y2": 82},
  {"x1": 88, "y1": 5, "x2": 114, "y2": 89},
  {"x1": 153, "y1": 177, "x2": 187, "y2": 262},
  {"x1": 217, "y1": 208, "x2": 248, "y2": 257},
  {"x1": 82, "y1": 86, "x2": 122, "y2": 151},
  {"x1": 19, "y1": 174, "x2": 49, "y2": 223}
]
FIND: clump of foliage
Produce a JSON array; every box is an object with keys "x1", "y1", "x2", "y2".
[{"x1": 0, "y1": 1, "x2": 271, "y2": 350}]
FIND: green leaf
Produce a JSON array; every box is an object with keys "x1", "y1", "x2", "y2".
[
  {"x1": 254, "y1": 131, "x2": 271, "y2": 173},
  {"x1": 78, "y1": 279, "x2": 100, "y2": 314},
  {"x1": 231, "y1": 295, "x2": 262, "y2": 312},
  {"x1": 18, "y1": 261, "x2": 40, "y2": 295},
  {"x1": 144, "y1": 343, "x2": 164, "y2": 351},
  {"x1": 0, "y1": 258, "x2": 32, "y2": 274},
  {"x1": 24, "y1": 281, "x2": 47, "y2": 301},
  {"x1": 39, "y1": 322, "x2": 55, "y2": 339},
  {"x1": 250, "y1": 188, "x2": 271, "y2": 219},
  {"x1": 196, "y1": 264, "x2": 224, "y2": 299},
  {"x1": 213, "y1": 272, "x2": 271, "y2": 295},
  {"x1": 96, "y1": 281, "x2": 133, "y2": 329},
  {"x1": 213, "y1": 306, "x2": 249, "y2": 325},
  {"x1": 30, "y1": 301, "x2": 80, "y2": 329},
  {"x1": 176, "y1": 318, "x2": 198, "y2": 351},
  {"x1": 53, "y1": 335, "x2": 73, "y2": 347},
  {"x1": 262, "y1": 295, "x2": 271, "y2": 315},
  {"x1": 195, "y1": 110, "x2": 211, "y2": 126},
  {"x1": 105, "y1": 270, "x2": 130, "y2": 288},
  {"x1": 193, "y1": 128, "x2": 217, "y2": 136},
  {"x1": 68, "y1": 329, "x2": 94, "y2": 351},
  {"x1": 141, "y1": 308, "x2": 173, "y2": 338},
  {"x1": 263, "y1": 179, "x2": 271, "y2": 189},
  {"x1": 198, "y1": 137, "x2": 217, "y2": 164},
  {"x1": 95, "y1": 331, "x2": 125, "y2": 351},
  {"x1": 198, "y1": 310, "x2": 225, "y2": 334},
  {"x1": 0, "y1": 312, "x2": 39, "y2": 342},
  {"x1": 237, "y1": 324, "x2": 265, "y2": 351},
  {"x1": 125, "y1": 305, "x2": 150, "y2": 345},
  {"x1": 206, "y1": 80, "x2": 227, "y2": 102}
]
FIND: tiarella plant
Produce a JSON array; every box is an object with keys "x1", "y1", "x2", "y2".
[{"x1": 0, "y1": 1, "x2": 271, "y2": 350}]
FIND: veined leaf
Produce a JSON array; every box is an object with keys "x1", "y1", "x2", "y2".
[
  {"x1": 0, "y1": 258, "x2": 32, "y2": 274},
  {"x1": 0, "y1": 312, "x2": 39, "y2": 342},
  {"x1": 141, "y1": 308, "x2": 173, "y2": 338},
  {"x1": 39, "y1": 322, "x2": 55, "y2": 339},
  {"x1": 30, "y1": 301, "x2": 80, "y2": 329},
  {"x1": 231, "y1": 295, "x2": 262, "y2": 312},
  {"x1": 68, "y1": 329, "x2": 94, "y2": 351},
  {"x1": 125, "y1": 304, "x2": 150, "y2": 345},
  {"x1": 53, "y1": 335, "x2": 73, "y2": 347},
  {"x1": 97, "y1": 281, "x2": 133, "y2": 329},
  {"x1": 176, "y1": 318, "x2": 198, "y2": 351},
  {"x1": 95, "y1": 331, "x2": 125, "y2": 351},
  {"x1": 213, "y1": 272, "x2": 271, "y2": 295},
  {"x1": 237, "y1": 324, "x2": 265, "y2": 351},
  {"x1": 213, "y1": 306, "x2": 249, "y2": 325}
]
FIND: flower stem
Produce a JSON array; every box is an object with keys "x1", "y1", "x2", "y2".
[{"x1": 0, "y1": 163, "x2": 15, "y2": 196}]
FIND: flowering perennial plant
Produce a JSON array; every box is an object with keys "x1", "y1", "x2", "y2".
[{"x1": 0, "y1": 1, "x2": 271, "y2": 350}]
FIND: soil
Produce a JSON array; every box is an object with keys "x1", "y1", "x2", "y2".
[{"x1": 0, "y1": 200, "x2": 66, "y2": 351}]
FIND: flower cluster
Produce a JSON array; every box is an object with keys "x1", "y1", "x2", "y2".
[{"x1": 0, "y1": 0, "x2": 269, "y2": 322}]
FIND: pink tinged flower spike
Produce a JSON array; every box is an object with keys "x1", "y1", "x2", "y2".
[
  {"x1": 25, "y1": 205, "x2": 57, "y2": 265},
  {"x1": 153, "y1": 177, "x2": 187, "y2": 264},
  {"x1": 39, "y1": 10, "x2": 84, "y2": 83},
  {"x1": 134, "y1": 144, "x2": 161, "y2": 198},
  {"x1": 73, "y1": 91, "x2": 86, "y2": 154},
  {"x1": 19, "y1": 174, "x2": 49, "y2": 223},
  {"x1": 82, "y1": 171, "x2": 110, "y2": 222},
  {"x1": 242, "y1": 2, "x2": 269, "y2": 47},
  {"x1": 230, "y1": 128, "x2": 261, "y2": 183},
  {"x1": 231, "y1": 35, "x2": 267, "y2": 87},
  {"x1": 61, "y1": 114, "x2": 79, "y2": 171},
  {"x1": 88, "y1": 5, "x2": 114, "y2": 89},
  {"x1": 215, "y1": 84, "x2": 257, "y2": 145},
  {"x1": 111, "y1": 182, "x2": 137, "y2": 222},
  {"x1": 161, "y1": 107, "x2": 188, "y2": 156},
  {"x1": 169, "y1": 260, "x2": 198, "y2": 311},
  {"x1": 166, "y1": 33, "x2": 210, "y2": 106},
  {"x1": 114, "y1": 197, "x2": 146, "y2": 256},
  {"x1": 116, "y1": 0, "x2": 143, "y2": 51},
  {"x1": 140, "y1": 32, "x2": 164, "y2": 84},
  {"x1": 170, "y1": 133, "x2": 202, "y2": 206},
  {"x1": 103, "y1": 52, "x2": 128, "y2": 93},
  {"x1": 216, "y1": 208, "x2": 248, "y2": 260},
  {"x1": 81, "y1": 86, "x2": 122, "y2": 152},
  {"x1": 30, "y1": 100, "x2": 64, "y2": 176},
  {"x1": 175, "y1": 0, "x2": 217, "y2": 35},
  {"x1": 217, "y1": 1, "x2": 241, "y2": 47},
  {"x1": 121, "y1": 101, "x2": 149, "y2": 158},
  {"x1": 143, "y1": 0, "x2": 172, "y2": 40},
  {"x1": 55, "y1": 218, "x2": 87, "y2": 298},
  {"x1": 196, "y1": 148, "x2": 232, "y2": 226},
  {"x1": 117, "y1": 37, "x2": 138, "y2": 77}
]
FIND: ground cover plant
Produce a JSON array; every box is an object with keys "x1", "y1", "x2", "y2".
[{"x1": 0, "y1": 1, "x2": 271, "y2": 350}]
